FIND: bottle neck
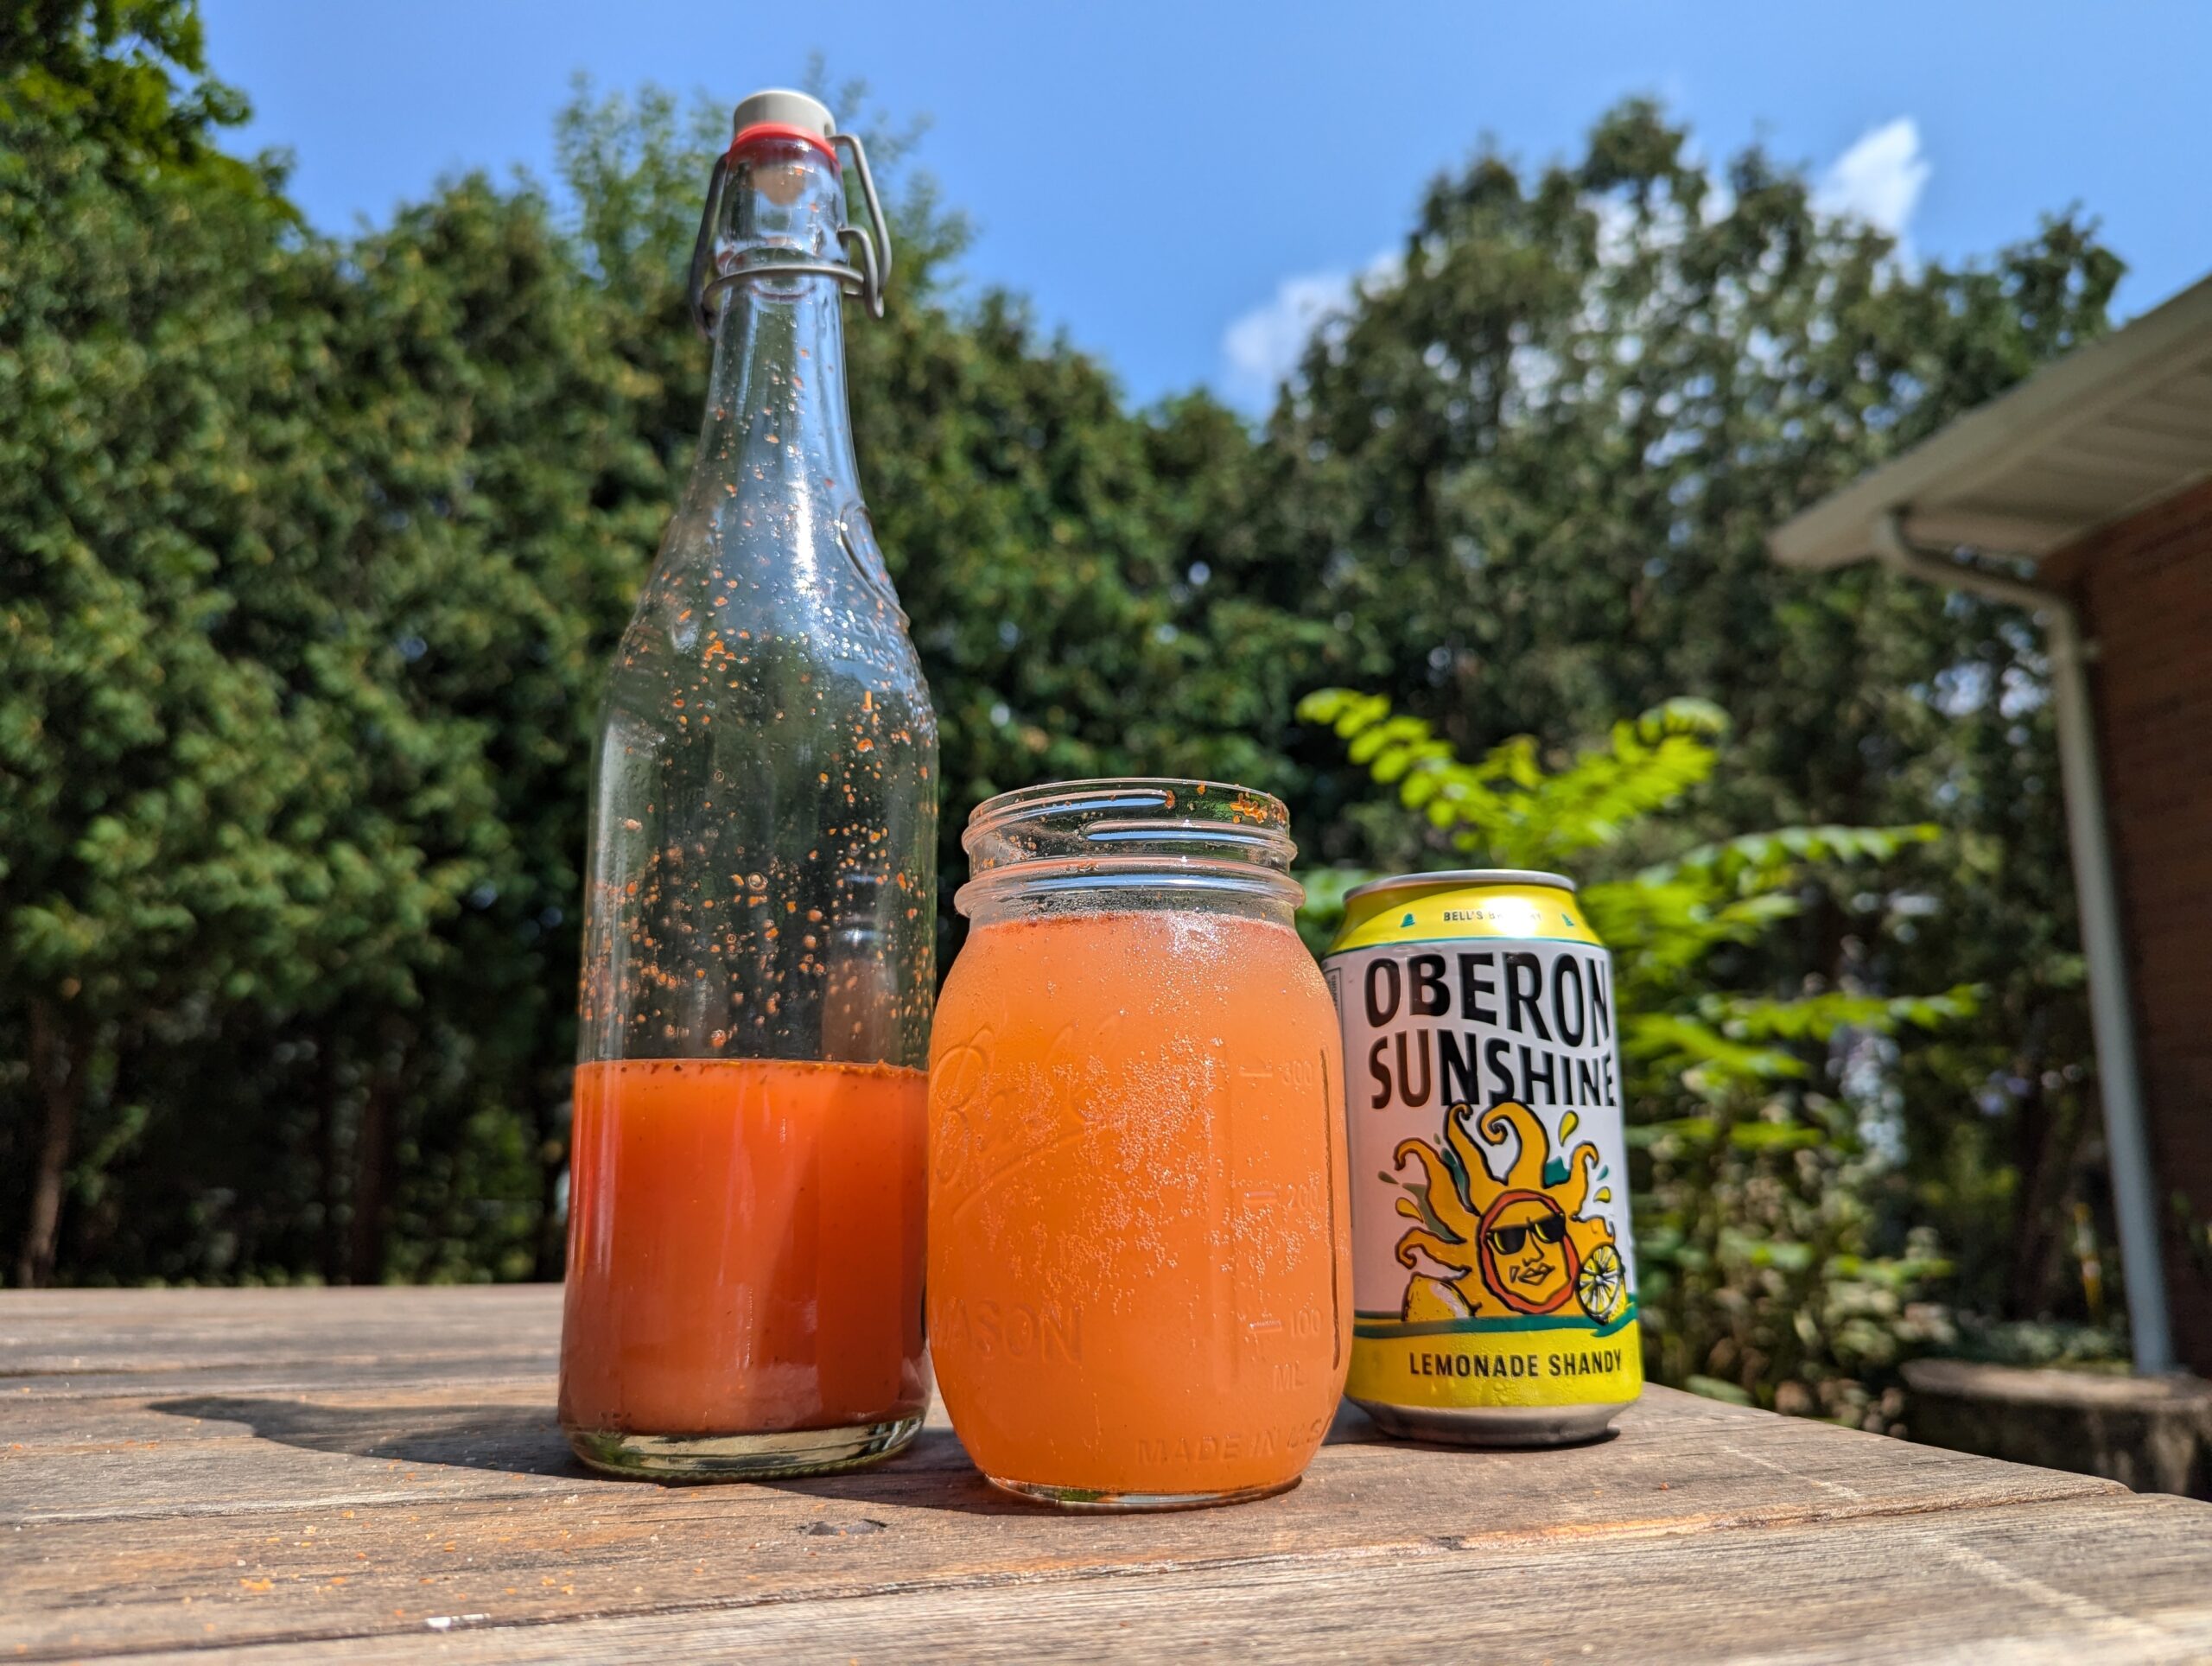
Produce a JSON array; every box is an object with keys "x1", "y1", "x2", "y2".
[{"x1": 696, "y1": 139, "x2": 861, "y2": 506}]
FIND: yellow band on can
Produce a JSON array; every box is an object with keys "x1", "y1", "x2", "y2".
[
  {"x1": 1332, "y1": 878, "x2": 1602, "y2": 953},
  {"x1": 1347, "y1": 1315, "x2": 1643, "y2": 1409}
]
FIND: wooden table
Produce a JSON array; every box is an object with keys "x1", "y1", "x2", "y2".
[{"x1": 7, "y1": 1288, "x2": 2212, "y2": 1663}]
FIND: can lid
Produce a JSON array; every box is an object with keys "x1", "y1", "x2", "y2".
[
  {"x1": 730, "y1": 88, "x2": 837, "y2": 157},
  {"x1": 1342, "y1": 868, "x2": 1578, "y2": 903}
]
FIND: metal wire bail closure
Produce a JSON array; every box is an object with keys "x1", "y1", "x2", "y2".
[{"x1": 687, "y1": 130, "x2": 895, "y2": 336}]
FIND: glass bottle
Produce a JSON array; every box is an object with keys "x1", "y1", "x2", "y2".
[
  {"x1": 927, "y1": 780, "x2": 1352, "y2": 1508},
  {"x1": 559, "y1": 89, "x2": 937, "y2": 1480}
]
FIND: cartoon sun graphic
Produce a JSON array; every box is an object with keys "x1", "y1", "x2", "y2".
[{"x1": 1391, "y1": 1100, "x2": 1629, "y2": 1326}]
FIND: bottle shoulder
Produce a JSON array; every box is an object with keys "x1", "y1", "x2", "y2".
[
  {"x1": 643, "y1": 478, "x2": 907, "y2": 613},
  {"x1": 624, "y1": 488, "x2": 912, "y2": 638},
  {"x1": 597, "y1": 556, "x2": 936, "y2": 771}
]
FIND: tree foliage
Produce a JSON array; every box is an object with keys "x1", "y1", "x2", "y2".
[
  {"x1": 1254, "y1": 103, "x2": 2122, "y2": 1328},
  {"x1": 1300, "y1": 688, "x2": 1971, "y2": 1418},
  {"x1": 0, "y1": 3, "x2": 2126, "y2": 1383}
]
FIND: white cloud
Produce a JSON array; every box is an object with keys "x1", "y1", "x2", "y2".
[
  {"x1": 1217, "y1": 122, "x2": 1928, "y2": 410},
  {"x1": 1815, "y1": 117, "x2": 1931, "y2": 242},
  {"x1": 1218, "y1": 250, "x2": 1400, "y2": 412}
]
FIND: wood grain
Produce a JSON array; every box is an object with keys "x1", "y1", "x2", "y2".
[
  {"x1": 5, "y1": 1287, "x2": 2209, "y2": 1663},
  {"x1": 0, "y1": 1286, "x2": 558, "y2": 1399},
  {"x1": 103, "y1": 1497, "x2": 2212, "y2": 1665}
]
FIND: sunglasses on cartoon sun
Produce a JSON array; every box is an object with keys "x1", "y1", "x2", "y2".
[{"x1": 1486, "y1": 1213, "x2": 1568, "y2": 1256}]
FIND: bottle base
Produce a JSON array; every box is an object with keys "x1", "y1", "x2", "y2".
[
  {"x1": 1353, "y1": 1396, "x2": 1627, "y2": 1447},
  {"x1": 985, "y1": 1473, "x2": 1300, "y2": 1512},
  {"x1": 567, "y1": 1413, "x2": 925, "y2": 1481}
]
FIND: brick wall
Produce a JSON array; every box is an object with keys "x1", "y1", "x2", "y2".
[{"x1": 2060, "y1": 474, "x2": 2212, "y2": 1376}]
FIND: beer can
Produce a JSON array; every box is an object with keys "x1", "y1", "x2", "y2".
[{"x1": 1323, "y1": 870, "x2": 1642, "y2": 1446}]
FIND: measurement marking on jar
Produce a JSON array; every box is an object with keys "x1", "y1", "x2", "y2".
[
  {"x1": 1239, "y1": 1059, "x2": 1322, "y2": 1090},
  {"x1": 1322, "y1": 1046, "x2": 1344, "y2": 1370}
]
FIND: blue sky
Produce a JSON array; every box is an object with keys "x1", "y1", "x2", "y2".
[{"x1": 202, "y1": 0, "x2": 2212, "y2": 410}]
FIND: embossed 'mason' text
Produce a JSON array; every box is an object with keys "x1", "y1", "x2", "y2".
[{"x1": 937, "y1": 1297, "x2": 1083, "y2": 1361}]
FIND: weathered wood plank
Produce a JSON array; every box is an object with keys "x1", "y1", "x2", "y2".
[
  {"x1": 0, "y1": 1286, "x2": 559, "y2": 1394},
  {"x1": 0, "y1": 1285, "x2": 562, "y2": 1364},
  {"x1": 0, "y1": 1377, "x2": 2120, "y2": 1526},
  {"x1": 91, "y1": 1497, "x2": 2212, "y2": 1665},
  {"x1": 4, "y1": 1288, "x2": 2205, "y2": 1664},
  {"x1": 0, "y1": 1388, "x2": 2131, "y2": 1656}
]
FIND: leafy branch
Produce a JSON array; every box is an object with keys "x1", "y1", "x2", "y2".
[{"x1": 1298, "y1": 687, "x2": 1976, "y2": 1418}]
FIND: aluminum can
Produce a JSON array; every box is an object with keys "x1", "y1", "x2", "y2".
[{"x1": 1323, "y1": 870, "x2": 1641, "y2": 1445}]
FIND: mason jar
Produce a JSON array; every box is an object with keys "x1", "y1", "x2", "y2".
[{"x1": 926, "y1": 779, "x2": 1351, "y2": 1509}]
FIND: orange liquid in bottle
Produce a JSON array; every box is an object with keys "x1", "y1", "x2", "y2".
[
  {"x1": 559, "y1": 1058, "x2": 927, "y2": 1437},
  {"x1": 927, "y1": 910, "x2": 1351, "y2": 1499}
]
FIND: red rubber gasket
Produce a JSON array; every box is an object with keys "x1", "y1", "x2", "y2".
[{"x1": 728, "y1": 122, "x2": 840, "y2": 170}]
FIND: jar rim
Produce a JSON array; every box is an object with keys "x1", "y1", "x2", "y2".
[
  {"x1": 956, "y1": 777, "x2": 1301, "y2": 917},
  {"x1": 964, "y1": 775, "x2": 1286, "y2": 830}
]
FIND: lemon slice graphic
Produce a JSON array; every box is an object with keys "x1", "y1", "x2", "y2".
[{"x1": 1576, "y1": 1243, "x2": 1627, "y2": 1324}]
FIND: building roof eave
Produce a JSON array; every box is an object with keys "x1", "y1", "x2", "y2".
[{"x1": 1768, "y1": 272, "x2": 2212, "y2": 572}]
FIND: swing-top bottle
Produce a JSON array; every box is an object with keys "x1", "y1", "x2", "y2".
[{"x1": 558, "y1": 88, "x2": 936, "y2": 1480}]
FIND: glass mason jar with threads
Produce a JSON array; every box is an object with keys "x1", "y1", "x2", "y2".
[
  {"x1": 926, "y1": 780, "x2": 1352, "y2": 1509},
  {"x1": 559, "y1": 89, "x2": 936, "y2": 1480}
]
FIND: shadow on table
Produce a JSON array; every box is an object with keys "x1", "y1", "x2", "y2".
[
  {"x1": 149, "y1": 1394, "x2": 585, "y2": 1479},
  {"x1": 754, "y1": 1397, "x2": 1402, "y2": 1518},
  {"x1": 143, "y1": 1398, "x2": 1021, "y2": 1513},
  {"x1": 141, "y1": 1394, "x2": 1406, "y2": 1517},
  {"x1": 142, "y1": 1394, "x2": 1018, "y2": 1513},
  {"x1": 755, "y1": 1429, "x2": 1023, "y2": 1516}
]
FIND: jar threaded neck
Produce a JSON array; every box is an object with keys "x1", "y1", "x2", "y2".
[{"x1": 957, "y1": 779, "x2": 1302, "y2": 917}]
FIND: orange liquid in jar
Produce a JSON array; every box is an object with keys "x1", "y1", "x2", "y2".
[
  {"x1": 927, "y1": 910, "x2": 1351, "y2": 1498},
  {"x1": 559, "y1": 1058, "x2": 926, "y2": 1437}
]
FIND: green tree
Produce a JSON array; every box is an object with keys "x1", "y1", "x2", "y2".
[
  {"x1": 0, "y1": 62, "x2": 1324, "y2": 1285},
  {"x1": 0, "y1": 31, "x2": 471, "y2": 1281},
  {"x1": 0, "y1": 15, "x2": 646, "y2": 1285},
  {"x1": 0, "y1": 2, "x2": 2133, "y2": 1318},
  {"x1": 1301, "y1": 689, "x2": 1969, "y2": 1418},
  {"x1": 205, "y1": 175, "x2": 655, "y2": 1284},
  {"x1": 0, "y1": 0, "x2": 250, "y2": 175},
  {"x1": 1249, "y1": 103, "x2": 2121, "y2": 1326}
]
